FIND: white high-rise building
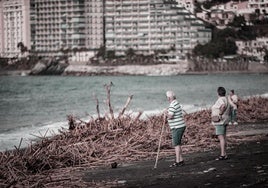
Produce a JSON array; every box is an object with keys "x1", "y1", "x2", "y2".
[
  {"x1": 31, "y1": 0, "x2": 104, "y2": 57},
  {"x1": 105, "y1": 0, "x2": 211, "y2": 61},
  {"x1": 32, "y1": 0, "x2": 86, "y2": 57},
  {"x1": 176, "y1": 0, "x2": 195, "y2": 14},
  {"x1": 0, "y1": 0, "x2": 31, "y2": 58},
  {"x1": 85, "y1": 0, "x2": 104, "y2": 50}
]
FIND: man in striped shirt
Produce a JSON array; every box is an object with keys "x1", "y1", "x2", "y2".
[{"x1": 166, "y1": 90, "x2": 186, "y2": 167}]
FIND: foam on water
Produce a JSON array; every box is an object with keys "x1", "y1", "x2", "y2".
[
  {"x1": 0, "y1": 121, "x2": 68, "y2": 151},
  {"x1": 261, "y1": 93, "x2": 268, "y2": 98},
  {"x1": 1, "y1": 91, "x2": 267, "y2": 152}
]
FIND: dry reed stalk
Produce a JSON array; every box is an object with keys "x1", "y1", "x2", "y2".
[
  {"x1": 93, "y1": 94, "x2": 101, "y2": 120},
  {"x1": 104, "y1": 82, "x2": 114, "y2": 120},
  {"x1": 118, "y1": 95, "x2": 133, "y2": 119}
]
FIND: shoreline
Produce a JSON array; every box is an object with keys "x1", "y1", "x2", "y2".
[
  {"x1": 0, "y1": 96, "x2": 268, "y2": 187},
  {"x1": 1, "y1": 68, "x2": 268, "y2": 76},
  {"x1": 1, "y1": 61, "x2": 268, "y2": 76},
  {"x1": 1, "y1": 58, "x2": 268, "y2": 76}
]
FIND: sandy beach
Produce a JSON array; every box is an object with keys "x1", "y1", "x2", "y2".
[
  {"x1": 84, "y1": 123, "x2": 268, "y2": 187},
  {"x1": 0, "y1": 96, "x2": 267, "y2": 188}
]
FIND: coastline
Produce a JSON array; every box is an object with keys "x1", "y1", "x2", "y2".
[
  {"x1": 0, "y1": 96, "x2": 268, "y2": 187},
  {"x1": 1, "y1": 67, "x2": 268, "y2": 77},
  {"x1": 0, "y1": 70, "x2": 31, "y2": 76},
  {"x1": 1, "y1": 61, "x2": 268, "y2": 76}
]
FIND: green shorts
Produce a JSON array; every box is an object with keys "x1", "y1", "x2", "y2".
[
  {"x1": 215, "y1": 124, "x2": 227, "y2": 135},
  {"x1": 171, "y1": 127, "x2": 186, "y2": 146}
]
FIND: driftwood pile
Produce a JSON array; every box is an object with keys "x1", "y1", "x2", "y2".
[{"x1": 0, "y1": 83, "x2": 268, "y2": 187}]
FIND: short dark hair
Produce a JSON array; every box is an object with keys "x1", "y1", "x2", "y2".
[
  {"x1": 217, "y1": 87, "x2": 226, "y2": 96},
  {"x1": 230, "y1": 89, "x2": 234, "y2": 94}
]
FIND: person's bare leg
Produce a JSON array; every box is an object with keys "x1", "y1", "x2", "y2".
[
  {"x1": 224, "y1": 134, "x2": 227, "y2": 156},
  {"x1": 218, "y1": 135, "x2": 226, "y2": 156},
  {"x1": 175, "y1": 145, "x2": 183, "y2": 163}
]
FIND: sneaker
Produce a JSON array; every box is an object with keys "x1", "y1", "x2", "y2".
[
  {"x1": 233, "y1": 122, "x2": 238, "y2": 125},
  {"x1": 169, "y1": 161, "x2": 184, "y2": 167},
  {"x1": 215, "y1": 155, "x2": 228, "y2": 161},
  {"x1": 228, "y1": 122, "x2": 232, "y2": 126},
  {"x1": 178, "y1": 160, "x2": 185, "y2": 166},
  {"x1": 169, "y1": 162, "x2": 179, "y2": 167}
]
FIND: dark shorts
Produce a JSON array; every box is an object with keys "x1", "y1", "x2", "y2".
[
  {"x1": 171, "y1": 126, "x2": 186, "y2": 146},
  {"x1": 215, "y1": 124, "x2": 227, "y2": 135}
]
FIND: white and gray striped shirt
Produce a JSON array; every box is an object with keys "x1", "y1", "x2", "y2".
[{"x1": 168, "y1": 100, "x2": 186, "y2": 129}]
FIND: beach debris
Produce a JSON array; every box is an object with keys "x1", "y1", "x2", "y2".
[
  {"x1": 203, "y1": 167, "x2": 216, "y2": 173},
  {"x1": 111, "y1": 162, "x2": 118, "y2": 169},
  {"x1": 0, "y1": 90, "x2": 267, "y2": 187},
  {"x1": 117, "y1": 180, "x2": 127, "y2": 184}
]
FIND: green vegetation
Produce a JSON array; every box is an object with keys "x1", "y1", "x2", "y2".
[
  {"x1": 264, "y1": 50, "x2": 268, "y2": 62},
  {"x1": 193, "y1": 17, "x2": 259, "y2": 58},
  {"x1": 193, "y1": 27, "x2": 238, "y2": 58},
  {"x1": 199, "y1": 0, "x2": 247, "y2": 10},
  {"x1": 17, "y1": 42, "x2": 28, "y2": 54},
  {"x1": 193, "y1": 0, "x2": 268, "y2": 59}
]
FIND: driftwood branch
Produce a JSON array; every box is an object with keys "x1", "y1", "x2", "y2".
[
  {"x1": 93, "y1": 93, "x2": 101, "y2": 120},
  {"x1": 118, "y1": 95, "x2": 133, "y2": 119},
  {"x1": 104, "y1": 82, "x2": 114, "y2": 120}
]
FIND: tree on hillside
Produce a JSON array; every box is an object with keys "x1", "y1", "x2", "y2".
[
  {"x1": 193, "y1": 27, "x2": 238, "y2": 58},
  {"x1": 96, "y1": 45, "x2": 106, "y2": 58},
  {"x1": 237, "y1": 26, "x2": 257, "y2": 40},
  {"x1": 17, "y1": 42, "x2": 28, "y2": 55},
  {"x1": 106, "y1": 50, "x2": 116, "y2": 60},
  {"x1": 264, "y1": 50, "x2": 268, "y2": 62},
  {"x1": 126, "y1": 48, "x2": 135, "y2": 57},
  {"x1": 214, "y1": 28, "x2": 237, "y2": 40},
  {"x1": 228, "y1": 15, "x2": 246, "y2": 28}
]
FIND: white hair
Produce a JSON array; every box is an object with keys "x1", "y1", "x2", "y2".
[{"x1": 166, "y1": 90, "x2": 176, "y2": 98}]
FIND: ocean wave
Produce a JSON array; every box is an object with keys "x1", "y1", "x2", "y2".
[
  {"x1": 261, "y1": 93, "x2": 268, "y2": 98},
  {"x1": 243, "y1": 92, "x2": 268, "y2": 99},
  {"x1": 0, "y1": 104, "x2": 204, "y2": 151},
  {"x1": 0, "y1": 121, "x2": 68, "y2": 151},
  {"x1": 1, "y1": 94, "x2": 266, "y2": 152}
]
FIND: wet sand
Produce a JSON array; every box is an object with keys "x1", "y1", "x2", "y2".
[{"x1": 83, "y1": 123, "x2": 268, "y2": 188}]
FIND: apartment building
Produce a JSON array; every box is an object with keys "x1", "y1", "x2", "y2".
[
  {"x1": 32, "y1": 0, "x2": 86, "y2": 57},
  {"x1": 105, "y1": 0, "x2": 211, "y2": 61},
  {"x1": 0, "y1": 0, "x2": 31, "y2": 58},
  {"x1": 248, "y1": 0, "x2": 268, "y2": 13},
  {"x1": 31, "y1": 0, "x2": 104, "y2": 57},
  {"x1": 85, "y1": 0, "x2": 104, "y2": 50},
  {"x1": 207, "y1": 0, "x2": 268, "y2": 23},
  {"x1": 176, "y1": 0, "x2": 195, "y2": 14},
  {"x1": 236, "y1": 37, "x2": 268, "y2": 62}
]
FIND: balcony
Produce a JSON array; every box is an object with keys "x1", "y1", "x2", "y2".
[{"x1": 71, "y1": 34, "x2": 85, "y2": 39}]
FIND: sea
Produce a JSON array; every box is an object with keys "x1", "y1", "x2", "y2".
[{"x1": 0, "y1": 74, "x2": 268, "y2": 151}]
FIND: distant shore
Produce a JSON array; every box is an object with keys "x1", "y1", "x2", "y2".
[{"x1": 1, "y1": 62, "x2": 268, "y2": 76}]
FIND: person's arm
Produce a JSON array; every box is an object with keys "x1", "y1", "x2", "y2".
[
  {"x1": 164, "y1": 108, "x2": 173, "y2": 120},
  {"x1": 232, "y1": 95, "x2": 238, "y2": 104},
  {"x1": 217, "y1": 98, "x2": 226, "y2": 115},
  {"x1": 167, "y1": 111, "x2": 174, "y2": 120},
  {"x1": 228, "y1": 95, "x2": 236, "y2": 108},
  {"x1": 219, "y1": 103, "x2": 226, "y2": 115}
]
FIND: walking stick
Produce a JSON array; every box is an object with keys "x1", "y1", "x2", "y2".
[{"x1": 154, "y1": 114, "x2": 166, "y2": 169}]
